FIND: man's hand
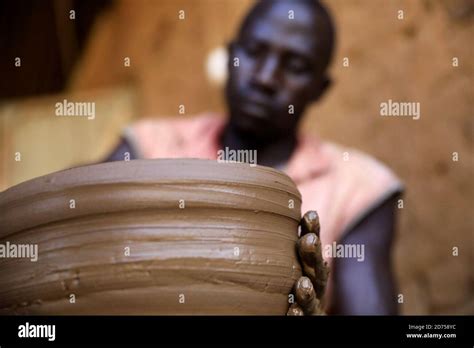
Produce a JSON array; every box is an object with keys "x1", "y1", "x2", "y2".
[{"x1": 287, "y1": 211, "x2": 329, "y2": 316}]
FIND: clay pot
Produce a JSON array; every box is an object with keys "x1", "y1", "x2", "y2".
[{"x1": 0, "y1": 159, "x2": 302, "y2": 314}]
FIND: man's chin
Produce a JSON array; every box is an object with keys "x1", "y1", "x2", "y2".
[{"x1": 233, "y1": 118, "x2": 274, "y2": 141}]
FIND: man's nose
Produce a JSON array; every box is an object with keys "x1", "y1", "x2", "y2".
[{"x1": 252, "y1": 55, "x2": 279, "y2": 93}]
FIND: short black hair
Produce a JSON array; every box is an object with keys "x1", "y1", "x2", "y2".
[{"x1": 237, "y1": 0, "x2": 336, "y2": 72}]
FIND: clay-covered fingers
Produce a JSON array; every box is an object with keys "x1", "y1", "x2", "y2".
[
  {"x1": 286, "y1": 303, "x2": 304, "y2": 316},
  {"x1": 294, "y1": 276, "x2": 324, "y2": 315},
  {"x1": 290, "y1": 210, "x2": 328, "y2": 315},
  {"x1": 300, "y1": 210, "x2": 320, "y2": 237},
  {"x1": 297, "y1": 232, "x2": 329, "y2": 299}
]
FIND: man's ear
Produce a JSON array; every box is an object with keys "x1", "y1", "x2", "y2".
[{"x1": 311, "y1": 75, "x2": 332, "y2": 102}]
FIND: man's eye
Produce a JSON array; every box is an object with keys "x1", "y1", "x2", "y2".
[
  {"x1": 243, "y1": 42, "x2": 263, "y2": 56},
  {"x1": 286, "y1": 58, "x2": 310, "y2": 74}
]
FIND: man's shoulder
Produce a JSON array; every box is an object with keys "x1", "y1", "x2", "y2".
[
  {"x1": 125, "y1": 112, "x2": 225, "y2": 159},
  {"x1": 317, "y1": 140, "x2": 403, "y2": 237},
  {"x1": 132, "y1": 112, "x2": 224, "y2": 132},
  {"x1": 322, "y1": 140, "x2": 403, "y2": 192}
]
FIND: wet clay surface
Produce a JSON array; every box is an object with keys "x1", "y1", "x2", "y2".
[{"x1": 0, "y1": 159, "x2": 302, "y2": 314}]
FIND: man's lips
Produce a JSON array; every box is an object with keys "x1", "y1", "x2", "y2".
[{"x1": 240, "y1": 97, "x2": 273, "y2": 120}]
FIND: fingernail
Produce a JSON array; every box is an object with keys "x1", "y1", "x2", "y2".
[
  {"x1": 304, "y1": 233, "x2": 317, "y2": 245},
  {"x1": 308, "y1": 211, "x2": 318, "y2": 221},
  {"x1": 300, "y1": 277, "x2": 312, "y2": 290},
  {"x1": 302, "y1": 211, "x2": 320, "y2": 236},
  {"x1": 288, "y1": 306, "x2": 304, "y2": 316}
]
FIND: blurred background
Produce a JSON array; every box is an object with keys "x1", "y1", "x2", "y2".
[{"x1": 0, "y1": 0, "x2": 473, "y2": 314}]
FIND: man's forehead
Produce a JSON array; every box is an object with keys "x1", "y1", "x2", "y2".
[{"x1": 240, "y1": 2, "x2": 321, "y2": 57}]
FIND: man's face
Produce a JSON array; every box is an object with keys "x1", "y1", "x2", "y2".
[{"x1": 226, "y1": 1, "x2": 330, "y2": 141}]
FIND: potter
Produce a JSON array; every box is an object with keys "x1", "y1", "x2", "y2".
[{"x1": 106, "y1": 0, "x2": 402, "y2": 314}]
